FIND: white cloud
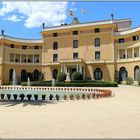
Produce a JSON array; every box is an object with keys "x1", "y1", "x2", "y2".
[
  {"x1": 71, "y1": 2, "x2": 76, "y2": 5},
  {"x1": 70, "y1": 8, "x2": 77, "y2": 12},
  {"x1": 0, "y1": 2, "x2": 68, "y2": 28},
  {"x1": 7, "y1": 15, "x2": 21, "y2": 22}
]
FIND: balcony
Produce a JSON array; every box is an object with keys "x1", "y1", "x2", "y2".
[
  {"x1": 60, "y1": 58, "x2": 84, "y2": 63},
  {"x1": 86, "y1": 59, "x2": 114, "y2": 64}
]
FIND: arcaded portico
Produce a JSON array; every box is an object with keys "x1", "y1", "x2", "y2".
[{"x1": 0, "y1": 17, "x2": 140, "y2": 84}]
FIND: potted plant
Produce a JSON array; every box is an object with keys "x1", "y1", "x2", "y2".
[
  {"x1": 69, "y1": 94, "x2": 74, "y2": 100},
  {"x1": 13, "y1": 94, "x2": 18, "y2": 100},
  {"x1": 1, "y1": 94, "x2": 5, "y2": 99},
  {"x1": 100, "y1": 94, "x2": 103, "y2": 98},
  {"x1": 42, "y1": 95, "x2": 46, "y2": 101},
  {"x1": 56, "y1": 94, "x2": 60, "y2": 101},
  {"x1": 49, "y1": 94, "x2": 53, "y2": 100},
  {"x1": 27, "y1": 94, "x2": 32, "y2": 101},
  {"x1": 34, "y1": 94, "x2": 38, "y2": 101},
  {"x1": 7, "y1": 94, "x2": 11, "y2": 100},
  {"x1": 96, "y1": 94, "x2": 100, "y2": 99},
  {"x1": 82, "y1": 94, "x2": 86, "y2": 99},
  {"x1": 63, "y1": 94, "x2": 67, "y2": 100},
  {"x1": 87, "y1": 94, "x2": 90, "y2": 99},
  {"x1": 19, "y1": 94, "x2": 25, "y2": 100},
  {"x1": 92, "y1": 93, "x2": 95, "y2": 99},
  {"x1": 76, "y1": 94, "x2": 80, "y2": 100}
]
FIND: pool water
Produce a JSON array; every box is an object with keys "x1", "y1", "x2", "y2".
[{"x1": 0, "y1": 89, "x2": 86, "y2": 100}]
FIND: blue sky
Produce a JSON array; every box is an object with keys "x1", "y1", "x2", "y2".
[{"x1": 0, "y1": 2, "x2": 140, "y2": 39}]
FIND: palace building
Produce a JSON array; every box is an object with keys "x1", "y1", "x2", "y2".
[{"x1": 0, "y1": 17, "x2": 140, "y2": 85}]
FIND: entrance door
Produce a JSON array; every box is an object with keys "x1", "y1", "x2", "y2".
[{"x1": 71, "y1": 67, "x2": 77, "y2": 74}]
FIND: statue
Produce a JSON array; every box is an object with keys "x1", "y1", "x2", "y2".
[{"x1": 66, "y1": 72, "x2": 71, "y2": 82}]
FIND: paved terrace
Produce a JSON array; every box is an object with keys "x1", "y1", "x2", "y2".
[{"x1": 0, "y1": 85, "x2": 140, "y2": 138}]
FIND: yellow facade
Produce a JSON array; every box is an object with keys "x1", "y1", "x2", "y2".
[{"x1": 0, "y1": 17, "x2": 140, "y2": 85}]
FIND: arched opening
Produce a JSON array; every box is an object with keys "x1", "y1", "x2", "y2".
[
  {"x1": 119, "y1": 67, "x2": 128, "y2": 81},
  {"x1": 34, "y1": 70, "x2": 39, "y2": 81},
  {"x1": 53, "y1": 69, "x2": 58, "y2": 80},
  {"x1": 9, "y1": 69, "x2": 13, "y2": 81},
  {"x1": 134, "y1": 66, "x2": 139, "y2": 81},
  {"x1": 21, "y1": 70, "x2": 27, "y2": 82},
  {"x1": 94, "y1": 68, "x2": 102, "y2": 80}
]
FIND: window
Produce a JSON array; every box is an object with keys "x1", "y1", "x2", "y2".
[
  {"x1": 119, "y1": 67, "x2": 128, "y2": 81},
  {"x1": 15, "y1": 54, "x2": 20, "y2": 62},
  {"x1": 22, "y1": 45, "x2": 27, "y2": 49},
  {"x1": 28, "y1": 55, "x2": 33, "y2": 63},
  {"x1": 21, "y1": 55, "x2": 26, "y2": 63},
  {"x1": 33, "y1": 70, "x2": 39, "y2": 81},
  {"x1": 95, "y1": 51, "x2": 100, "y2": 60},
  {"x1": 73, "y1": 52, "x2": 78, "y2": 59},
  {"x1": 95, "y1": 38, "x2": 100, "y2": 47},
  {"x1": 53, "y1": 54, "x2": 58, "y2": 62},
  {"x1": 34, "y1": 45, "x2": 39, "y2": 49},
  {"x1": 132, "y1": 35, "x2": 139, "y2": 41},
  {"x1": 94, "y1": 68, "x2": 102, "y2": 80},
  {"x1": 119, "y1": 38, "x2": 125, "y2": 43},
  {"x1": 10, "y1": 44, "x2": 14, "y2": 48},
  {"x1": 53, "y1": 69, "x2": 58, "y2": 80},
  {"x1": 73, "y1": 30, "x2": 78, "y2": 35},
  {"x1": 73, "y1": 40, "x2": 78, "y2": 48},
  {"x1": 34, "y1": 55, "x2": 39, "y2": 63},
  {"x1": 53, "y1": 32, "x2": 58, "y2": 37},
  {"x1": 134, "y1": 66, "x2": 140, "y2": 81},
  {"x1": 9, "y1": 69, "x2": 13, "y2": 81},
  {"x1": 53, "y1": 42, "x2": 58, "y2": 50},
  {"x1": 94, "y1": 28, "x2": 100, "y2": 33},
  {"x1": 10, "y1": 54, "x2": 14, "y2": 62},
  {"x1": 21, "y1": 70, "x2": 27, "y2": 81}
]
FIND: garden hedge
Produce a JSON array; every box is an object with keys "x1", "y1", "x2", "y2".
[{"x1": 21, "y1": 80, "x2": 118, "y2": 87}]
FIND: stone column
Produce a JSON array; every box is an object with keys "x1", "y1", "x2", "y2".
[
  {"x1": 132, "y1": 48, "x2": 134, "y2": 59},
  {"x1": 61, "y1": 65, "x2": 63, "y2": 72},
  {"x1": 79, "y1": 65, "x2": 82, "y2": 74},
  {"x1": 20, "y1": 54, "x2": 22, "y2": 63},
  {"x1": 125, "y1": 49, "x2": 127, "y2": 59},
  {"x1": 13, "y1": 54, "x2": 15, "y2": 62},
  {"x1": 139, "y1": 47, "x2": 140, "y2": 57},
  {"x1": 64, "y1": 65, "x2": 67, "y2": 74},
  {"x1": 76, "y1": 65, "x2": 79, "y2": 72},
  {"x1": 118, "y1": 49, "x2": 120, "y2": 59},
  {"x1": 33, "y1": 55, "x2": 34, "y2": 63},
  {"x1": 26, "y1": 55, "x2": 28, "y2": 63}
]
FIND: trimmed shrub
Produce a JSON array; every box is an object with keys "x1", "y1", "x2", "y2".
[
  {"x1": 126, "y1": 77, "x2": 134, "y2": 85},
  {"x1": 57, "y1": 72, "x2": 67, "y2": 82},
  {"x1": 72, "y1": 72, "x2": 83, "y2": 81}
]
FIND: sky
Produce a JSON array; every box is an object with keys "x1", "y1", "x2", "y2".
[{"x1": 0, "y1": 2, "x2": 140, "y2": 39}]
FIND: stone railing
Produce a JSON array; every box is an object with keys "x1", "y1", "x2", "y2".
[{"x1": 0, "y1": 86, "x2": 113, "y2": 101}]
